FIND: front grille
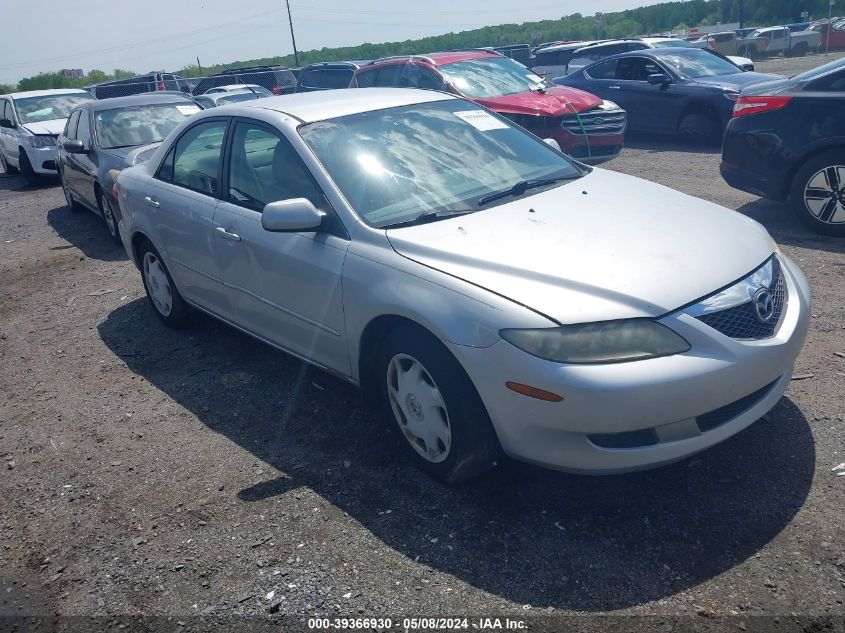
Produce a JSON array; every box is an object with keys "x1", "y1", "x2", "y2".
[
  {"x1": 696, "y1": 379, "x2": 779, "y2": 432},
  {"x1": 696, "y1": 258, "x2": 786, "y2": 340},
  {"x1": 562, "y1": 108, "x2": 626, "y2": 136}
]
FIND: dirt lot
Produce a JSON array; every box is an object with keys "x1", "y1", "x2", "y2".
[{"x1": 1, "y1": 53, "x2": 843, "y2": 632}]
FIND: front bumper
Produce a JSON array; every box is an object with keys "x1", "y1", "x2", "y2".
[
  {"x1": 24, "y1": 144, "x2": 59, "y2": 175},
  {"x1": 449, "y1": 254, "x2": 811, "y2": 474}
]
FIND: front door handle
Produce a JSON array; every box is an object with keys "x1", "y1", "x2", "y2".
[
  {"x1": 608, "y1": 85, "x2": 621, "y2": 89},
  {"x1": 215, "y1": 226, "x2": 241, "y2": 242},
  {"x1": 144, "y1": 196, "x2": 160, "y2": 208}
]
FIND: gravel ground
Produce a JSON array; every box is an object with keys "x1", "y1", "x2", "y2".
[{"x1": 0, "y1": 52, "x2": 843, "y2": 632}]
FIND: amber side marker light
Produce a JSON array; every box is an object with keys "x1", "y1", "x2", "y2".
[{"x1": 505, "y1": 382, "x2": 563, "y2": 402}]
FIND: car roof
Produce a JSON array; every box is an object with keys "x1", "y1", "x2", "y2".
[
  {"x1": 221, "y1": 87, "x2": 454, "y2": 122},
  {"x1": 82, "y1": 92, "x2": 195, "y2": 111},
  {"x1": 5, "y1": 88, "x2": 91, "y2": 100},
  {"x1": 303, "y1": 61, "x2": 364, "y2": 70},
  {"x1": 368, "y1": 50, "x2": 499, "y2": 67}
]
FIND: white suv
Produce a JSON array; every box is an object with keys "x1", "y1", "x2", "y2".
[{"x1": 0, "y1": 89, "x2": 95, "y2": 182}]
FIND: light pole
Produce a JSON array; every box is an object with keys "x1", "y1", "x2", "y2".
[
  {"x1": 828, "y1": 0, "x2": 835, "y2": 55},
  {"x1": 285, "y1": 0, "x2": 300, "y2": 67}
]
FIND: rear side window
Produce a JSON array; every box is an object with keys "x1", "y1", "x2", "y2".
[
  {"x1": 65, "y1": 110, "x2": 81, "y2": 138},
  {"x1": 322, "y1": 69, "x2": 354, "y2": 89},
  {"x1": 374, "y1": 66, "x2": 402, "y2": 87},
  {"x1": 585, "y1": 59, "x2": 617, "y2": 79},
  {"x1": 299, "y1": 70, "x2": 319, "y2": 89},
  {"x1": 808, "y1": 69, "x2": 845, "y2": 92},
  {"x1": 355, "y1": 69, "x2": 378, "y2": 87},
  {"x1": 158, "y1": 119, "x2": 228, "y2": 195}
]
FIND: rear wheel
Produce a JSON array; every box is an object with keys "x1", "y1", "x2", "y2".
[
  {"x1": 377, "y1": 324, "x2": 502, "y2": 483},
  {"x1": 790, "y1": 150, "x2": 845, "y2": 236},
  {"x1": 0, "y1": 150, "x2": 18, "y2": 175},
  {"x1": 138, "y1": 239, "x2": 192, "y2": 327}
]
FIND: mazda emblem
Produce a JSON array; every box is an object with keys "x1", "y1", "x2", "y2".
[{"x1": 752, "y1": 287, "x2": 775, "y2": 323}]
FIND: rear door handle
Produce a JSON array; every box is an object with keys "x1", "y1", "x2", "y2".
[
  {"x1": 144, "y1": 196, "x2": 160, "y2": 208},
  {"x1": 215, "y1": 226, "x2": 241, "y2": 242},
  {"x1": 608, "y1": 85, "x2": 621, "y2": 89}
]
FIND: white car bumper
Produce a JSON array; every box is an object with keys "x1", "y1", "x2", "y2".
[
  {"x1": 449, "y1": 255, "x2": 811, "y2": 474},
  {"x1": 24, "y1": 144, "x2": 59, "y2": 175}
]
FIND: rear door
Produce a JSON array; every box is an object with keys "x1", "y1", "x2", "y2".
[
  {"x1": 0, "y1": 99, "x2": 17, "y2": 166},
  {"x1": 212, "y1": 118, "x2": 351, "y2": 373},
  {"x1": 57, "y1": 109, "x2": 81, "y2": 192},
  {"x1": 145, "y1": 118, "x2": 232, "y2": 315}
]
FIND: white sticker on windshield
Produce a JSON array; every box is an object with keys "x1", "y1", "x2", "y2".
[
  {"x1": 454, "y1": 110, "x2": 509, "y2": 131},
  {"x1": 176, "y1": 105, "x2": 200, "y2": 115}
]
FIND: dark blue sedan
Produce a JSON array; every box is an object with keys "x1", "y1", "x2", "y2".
[{"x1": 555, "y1": 48, "x2": 780, "y2": 142}]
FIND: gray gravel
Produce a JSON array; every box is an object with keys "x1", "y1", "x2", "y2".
[{"x1": 0, "y1": 52, "x2": 843, "y2": 630}]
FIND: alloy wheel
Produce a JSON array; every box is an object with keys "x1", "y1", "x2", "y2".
[
  {"x1": 102, "y1": 196, "x2": 118, "y2": 238},
  {"x1": 804, "y1": 164, "x2": 845, "y2": 225},
  {"x1": 386, "y1": 353, "x2": 452, "y2": 463},
  {"x1": 143, "y1": 252, "x2": 173, "y2": 317}
]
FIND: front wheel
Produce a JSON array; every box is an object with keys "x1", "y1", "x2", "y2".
[
  {"x1": 138, "y1": 239, "x2": 192, "y2": 327},
  {"x1": 377, "y1": 325, "x2": 501, "y2": 483},
  {"x1": 790, "y1": 150, "x2": 845, "y2": 236},
  {"x1": 678, "y1": 111, "x2": 722, "y2": 145},
  {"x1": 99, "y1": 194, "x2": 121, "y2": 244},
  {"x1": 18, "y1": 149, "x2": 38, "y2": 185}
]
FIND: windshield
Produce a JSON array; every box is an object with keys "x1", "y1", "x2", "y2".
[
  {"x1": 650, "y1": 39, "x2": 694, "y2": 48},
  {"x1": 658, "y1": 50, "x2": 741, "y2": 78},
  {"x1": 14, "y1": 93, "x2": 95, "y2": 123},
  {"x1": 439, "y1": 57, "x2": 545, "y2": 98},
  {"x1": 95, "y1": 103, "x2": 199, "y2": 149},
  {"x1": 299, "y1": 99, "x2": 583, "y2": 228},
  {"x1": 217, "y1": 92, "x2": 262, "y2": 105}
]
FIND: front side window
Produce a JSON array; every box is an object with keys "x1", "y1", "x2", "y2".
[
  {"x1": 95, "y1": 102, "x2": 199, "y2": 149},
  {"x1": 374, "y1": 66, "x2": 402, "y2": 87},
  {"x1": 300, "y1": 100, "x2": 583, "y2": 228},
  {"x1": 162, "y1": 120, "x2": 228, "y2": 195},
  {"x1": 12, "y1": 93, "x2": 95, "y2": 124},
  {"x1": 439, "y1": 57, "x2": 545, "y2": 98},
  {"x1": 616, "y1": 57, "x2": 665, "y2": 81},
  {"x1": 403, "y1": 65, "x2": 444, "y2": 90},
  {"x1": 76, "y1": 112, "x2": 92, "y2": 146},
  {"x1": 64, "y1": 110, "x2": 81, "y2": 139},
  {"x1": 227, "y1": 122, "x2": 324, "y2": 211},
  {"x1": 2, "y1": 99, "x2": 14, "y2": 123}
]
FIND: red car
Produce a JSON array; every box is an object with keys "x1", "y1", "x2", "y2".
[
  {"x1": 348, "y1": 49, "x2": 626, "y2": 163},
  {"x1": 811, "y1": 20, "x2": 845, "y2": 50}
]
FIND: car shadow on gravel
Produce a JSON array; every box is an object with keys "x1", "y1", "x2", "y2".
[
  {"x1": 736, "y1": 197, "x2": 845, "y2": 255},
  {"x1": 622, "y1": 133, "x2": 722, "y2": 155},
  {"x1": 46, "y1": 205, "x2": 127, "y2": 262},
  {"x1": 0, "y1": 172, "x2": 57, "y2": 193},
  {"x1": 98, "y1": 299, "x2": 815, "y2": 612}
]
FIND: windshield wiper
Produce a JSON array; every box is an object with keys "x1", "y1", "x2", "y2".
[
  {"x1": 476, "y1": 175, "x2": 578, "y2": 206},
  {"x1": 382, "y1": 210, "x2": 475, "y2": 229}
]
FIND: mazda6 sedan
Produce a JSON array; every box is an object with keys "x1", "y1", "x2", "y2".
[{"x1": 114, "y1": 88, "x2": 810, "y2": 483}]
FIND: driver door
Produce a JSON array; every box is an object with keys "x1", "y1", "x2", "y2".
[{"x1": 212, "y1": 119, "x2": 351, "y2": 374}]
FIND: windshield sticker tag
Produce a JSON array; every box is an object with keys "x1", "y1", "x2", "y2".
[
  {"x1": 176, "y1": 105, "x2": 200, "y2": 115},
  {"x1": 454, "y1": 110, "x2": 509, "y2": 131}
]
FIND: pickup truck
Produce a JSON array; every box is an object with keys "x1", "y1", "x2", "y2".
[{"x1": 737, "y1": 26, "x2": 820, "y2": 58}]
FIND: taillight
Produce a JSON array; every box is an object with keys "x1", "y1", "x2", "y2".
[
  {"x1": 732, "y1": 96, "x2": 792, "y2": 118},
  {"x1": 708, "y1": 39, "x2": 716, "y2": 49},
  {"x1": 158, "y1": 81, "x2": 165, "y2": 91},
  {"x1": 272, "y1": 86, "x2": 282, "y2": 95}
]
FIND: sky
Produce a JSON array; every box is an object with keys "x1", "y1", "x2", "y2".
[{"x1": 0, "y1": 0, "x2": 653, "y2": 85}]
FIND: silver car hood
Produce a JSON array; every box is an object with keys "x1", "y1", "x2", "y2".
[{"x1": 386, "y1": 169, "x2": 775, "y2": 324}]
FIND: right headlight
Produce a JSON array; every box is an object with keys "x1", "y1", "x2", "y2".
[{"x1": 500, "y1": 319, "x2": 690, "y2": 364}]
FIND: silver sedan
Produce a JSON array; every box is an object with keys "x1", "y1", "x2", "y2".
[{"x1": 114, "y1": 88, "x2": 810, "y2": 483}]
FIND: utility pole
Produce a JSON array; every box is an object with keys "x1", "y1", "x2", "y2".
[
  {"x1": 197, "y1": 57, "x2": 203, "y2": 76},
  {"x1": 285, "y1": 0, "x2": 300, "y2": 67},
  {"x1": 828, "y1": 0, "x2": 835, "y2": 54},
  {"x1": 738, "y1": 0, "x2": 744, "y2": 29}
]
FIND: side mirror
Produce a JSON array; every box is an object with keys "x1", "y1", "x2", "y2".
[
  {"x1": 647, "y1": 73, "x2": 670, "y2": 85},
  {"x1": 0, "y1": 118, "x2": 15, "y2": 129},
  {"x1": 262, "y1": 198, "x2": 325, "y2": 232},
  {"x1": 543, "y1": 138, "x2": 561, "y2": 152},
  {"x1": 63, "y1": 140, "x2": 87, "y2": 154}
]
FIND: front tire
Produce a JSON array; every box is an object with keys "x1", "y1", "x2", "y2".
[
  {"x1": 18, "y1": 149, "x2": 38, "y2": 185},
  {"x1": 99, "y1": 193, "x2": 121, "y2": 244},
  {"x1": 138, "y1": 239, "x2": 192, "y2": 327},
  {"x1": 377, "y1": 325, "x2": 502, "y2": 483},
  {"x1": 790, "y1": 150, "x2": 845, "y2": 236},
  {"x1": 678, "y1": 111, "x2": 722, "y2": 145}
]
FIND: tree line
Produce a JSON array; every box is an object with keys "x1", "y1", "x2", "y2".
[{"x1": 1, "y1": 0, "x2": 834, "y2": 94}]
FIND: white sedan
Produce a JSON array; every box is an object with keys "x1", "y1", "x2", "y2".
[{"x1": 114, "y1": 88, "x2": 810, "y2": 483}]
